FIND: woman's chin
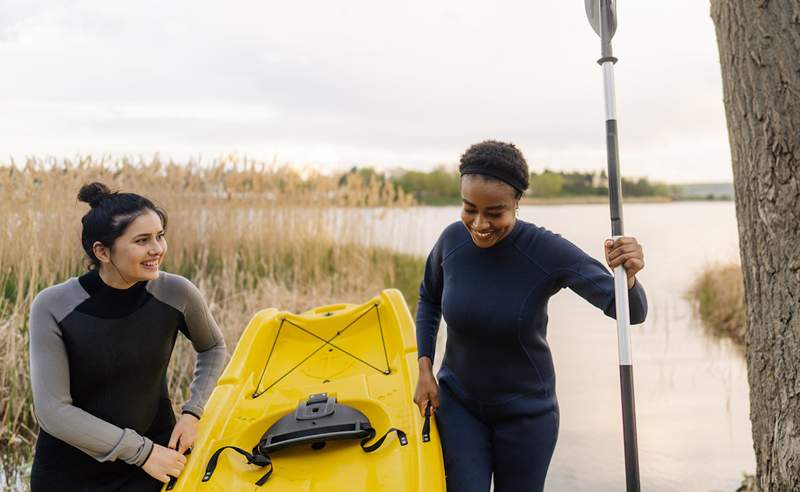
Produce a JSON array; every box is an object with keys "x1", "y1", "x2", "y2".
[
  {"x1": 136, "y1": 267, "x2": 160, "y2": 280},
  {"x1": 470, "y1": 234, "x2": 498, "y2": 248}
]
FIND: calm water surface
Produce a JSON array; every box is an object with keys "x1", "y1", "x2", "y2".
[{"x1": 357, "y1": 202, "x2": 753, "y2": 492}]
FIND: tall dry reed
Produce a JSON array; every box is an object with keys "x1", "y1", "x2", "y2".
[
  {"x1": 0, "y1": 156, "x2": 422, "y2": 457},
  {"x1": 687, "y1": 262, "x2": 746, "y2": 348}
]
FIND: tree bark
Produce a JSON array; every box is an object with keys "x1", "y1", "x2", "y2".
[{"x1": 710, "y1": 1, "x2": 800, "y2": 490}]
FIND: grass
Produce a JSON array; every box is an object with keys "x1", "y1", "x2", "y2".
[
  {"x1": 687, "y1": 262, "x2": 746, "y2": 348},
  {"x1": 0, "y1": 156, "x2": 423, "y2": 458}
]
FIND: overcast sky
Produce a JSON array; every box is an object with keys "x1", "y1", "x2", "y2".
[{"x1": 1, "y1": 1, "x2": 732, "y2": 182}]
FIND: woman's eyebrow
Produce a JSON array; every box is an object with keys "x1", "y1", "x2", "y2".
[
  {"x1": 462, "y1": 199, "x2": 506, "y2": 210},
  {"x1": 132, "y1": 231, "x2": 162, "y2": 239}
]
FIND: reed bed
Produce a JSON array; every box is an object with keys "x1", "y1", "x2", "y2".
[
  {"x1": 0, "y1": 156, "x2": 422, "y2": 459},
  {"x1": 687, "y1": 262, "x2": 746, "y2": 348}
]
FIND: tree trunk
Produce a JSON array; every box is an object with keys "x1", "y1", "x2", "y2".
[{"x1": 710, "y1": 1, "x2": 800, "y2": 490}]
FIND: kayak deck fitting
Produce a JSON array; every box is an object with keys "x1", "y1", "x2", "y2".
[{"x1": 165, "y1": 289, "x2": 445, "y2": 491}]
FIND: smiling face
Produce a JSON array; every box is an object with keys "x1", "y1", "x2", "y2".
[
  {"x1": 460, "y1": 174, "x2": 520, "y2": 248},
  {"x1": 93, "y1": 210, "x2": 167, "y2": 286}
]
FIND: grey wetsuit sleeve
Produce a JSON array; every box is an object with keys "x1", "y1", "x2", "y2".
[
  {"x1": 149, "y1": 274, "x2": 226, "y2": 418},
  {"x1": 28, "y1": 283, "x2": 154, "y2": 466}
]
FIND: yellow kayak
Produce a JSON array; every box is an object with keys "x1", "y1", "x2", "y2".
[{"x1": 165, "y1": 289, "x2": 445, "y2": 491}]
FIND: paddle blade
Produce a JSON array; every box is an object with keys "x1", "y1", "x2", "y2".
[{"x1": 585, "y1": 0, "x2": 617, "y2": 39}]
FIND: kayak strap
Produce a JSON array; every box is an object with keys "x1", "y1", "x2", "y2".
[
  {"x1": 202, "y1": 393, "x2": 408, "y2": 487},
  {"x1": 360, "y1": 427, "x2": 408, "y2": 452},
  {"x1": 202, "y1": 445, "x2": 273, "y2": 486},
  {"x1": 422, "y1": 402, "x2": 432, "y2": 443}
]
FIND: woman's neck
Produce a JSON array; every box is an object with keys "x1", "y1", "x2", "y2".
[{"x1": 97, "y1": 266, "x2": 137, "y2": 290}]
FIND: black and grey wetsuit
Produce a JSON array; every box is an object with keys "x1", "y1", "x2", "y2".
[{"x1": 28, "y1": 270, "x2": 227, "y2": 491}]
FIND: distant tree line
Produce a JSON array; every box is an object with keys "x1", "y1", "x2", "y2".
[{"x1": 342, "y1": 166, "x2": 675, "y2": 205}]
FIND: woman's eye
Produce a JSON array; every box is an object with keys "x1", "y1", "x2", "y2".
[
  {"x1": 464, "y1": 209, "x2": 477, "y2": 214},
  {"x1": 487, "y1": 213, "x2": 502, "y2": 219}
]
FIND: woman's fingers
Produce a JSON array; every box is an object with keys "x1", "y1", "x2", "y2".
[
  {"x1": 607, "y1": 243, "x2": 641, "y2": 260},
  {"x1": 168, "y1": 428, "x2": 180, "y2": 450},
  {"x1": 605, "y1": 237, "x2": 643, "y2": 270},
  {"x1": 608, "y1": 251, "x2": 644, "y2": 270},
  {"x1": 178, "y1": 439, "x2": 190, "y2": 454},
  {"x1": 419, "y1": 399, "x2": 429, "y2": 416},
  {"x1": 623, "y1": 257, "x2": 645, "y2": 272}
]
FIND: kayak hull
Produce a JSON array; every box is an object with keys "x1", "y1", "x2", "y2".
[{"x1": 166, "y1": 289, "x2": 445, "y2": 491}]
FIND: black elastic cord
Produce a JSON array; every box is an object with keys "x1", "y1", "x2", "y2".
[
  {"x1": 361, "y1": 427, "x2": 408, "y2": 453},
  {"x1": 422, "y1": 402, "x2": 431, "y2": 443},
  {"x1": 253, "y1": 304, "x2": 387, "y2": 398},
  {"x1": 203, "y1": 446, "x2": 272, "y2": 486}
]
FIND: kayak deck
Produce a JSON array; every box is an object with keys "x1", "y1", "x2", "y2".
[{"x1": 166, "y1": 289, "x2": 445, "y2": 491}]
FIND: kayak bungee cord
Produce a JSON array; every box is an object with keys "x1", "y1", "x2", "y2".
[{"x1": 252, "y1": 303, "x2": 392, "y2": 398}]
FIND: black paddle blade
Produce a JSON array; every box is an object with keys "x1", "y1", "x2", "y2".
[{"x1": 585, "y1": 0, "x2": 617, "y2": 40}]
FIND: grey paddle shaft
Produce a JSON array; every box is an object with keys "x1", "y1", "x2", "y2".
[{"x1": 586, "y1": 1, "x2": 641, "y2": 490}]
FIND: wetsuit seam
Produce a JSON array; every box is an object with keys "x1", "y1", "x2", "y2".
[
  {"x1": 510, "y1": 243, "x2": 551, "y2": 277},
  {"x1": 440, "y1": 237, "x2": 473, "y2": 264},
  {"x1": 54, "y1": 279, "x2": 92, "y2": 324},
  {"x1": 557, "y1": 258, "x2": 610, "y2": 299},
  {"x1": 515, "y1": 276, "x2": 557, "y2": 395}
]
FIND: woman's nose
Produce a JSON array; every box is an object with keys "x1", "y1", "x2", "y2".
[
  {"x1": 149, "y1": 240, "x2": 164, "y2": 255},
  {"x1": 473, "y1": 215, "x2": 489, "y2": 230}
]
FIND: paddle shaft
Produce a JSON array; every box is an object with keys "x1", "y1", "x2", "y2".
[{"x1": 600, "y1": 51, "x2": 641, "y2": 492}]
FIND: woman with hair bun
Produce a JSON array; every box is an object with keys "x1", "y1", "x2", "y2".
[
  {"x1": 413, "y1": 141, "x2": 648, "y2": 491},
  {"x1": 28, "y1": 182, "x2": 227, "y2": 491}
]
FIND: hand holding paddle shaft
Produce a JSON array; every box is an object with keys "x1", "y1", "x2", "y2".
[{"x1": 584, "y1": 1, "x2": 641, "y2": 490}]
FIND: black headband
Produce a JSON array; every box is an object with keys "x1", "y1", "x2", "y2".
[{"x1": 459, "y1": 161, "x2": 528, "y2": 194}]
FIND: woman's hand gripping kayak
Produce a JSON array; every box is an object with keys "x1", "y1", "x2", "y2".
[{"x1": 413, "y1": 356, "x2": 440, "y2": 417}]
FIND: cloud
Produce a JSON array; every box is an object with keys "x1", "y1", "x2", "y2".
[{"x1": 0, "y1": 0, "x2": 732, "y2": 182}]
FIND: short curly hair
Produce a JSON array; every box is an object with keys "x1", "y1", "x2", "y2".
[{"x1": 459, "y1": 140, "x2": 529, "y2": 198}]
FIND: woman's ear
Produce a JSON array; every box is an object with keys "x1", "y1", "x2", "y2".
[{"x1": 92, "y1": 241, "x2": 112, "y2": 265}]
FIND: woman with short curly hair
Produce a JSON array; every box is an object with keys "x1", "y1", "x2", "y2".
[{"x1": 413, "y1": 140, "x2": 648, "y2": 491}]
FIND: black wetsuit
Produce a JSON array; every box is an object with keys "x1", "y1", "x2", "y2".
[
  {"x1": 29, "y1": 270, "x2": 226, "y2": 491},
  {"x1": 415, "y1": 220, "x2": 647, "y2": 491}
]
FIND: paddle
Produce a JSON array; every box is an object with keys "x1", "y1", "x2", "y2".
[{"x1": 584, "y1": 1, "x2": 640, "y2": 491}]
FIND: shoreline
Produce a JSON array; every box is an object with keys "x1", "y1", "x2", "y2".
[{"x1": 408, "y1": 197, "x2": 731, "y2": 206}]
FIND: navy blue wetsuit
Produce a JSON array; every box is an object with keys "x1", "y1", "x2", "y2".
[{"x1": 415, "y1": 220, "x2": 647, "y2": 491}]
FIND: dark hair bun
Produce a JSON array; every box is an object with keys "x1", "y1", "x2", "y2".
[{"x1": 78, "y1": 182, "x2": 113, "y2": 207}]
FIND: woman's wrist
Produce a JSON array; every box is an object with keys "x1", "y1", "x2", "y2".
[{"x1": 181, "y1": 410, "x2": 200, "y2": 420}]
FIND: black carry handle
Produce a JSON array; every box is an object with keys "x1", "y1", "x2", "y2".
[
  {"x1": 203, "y1": 427, "x2": 405, "y2": 487},
  {"x1": 165, "y1": 440, "x2": 191, "y2": 490},
  {"x1": 422, "y1": 402, "x2": 432, "y2": 443},
  {"x1": 202, "y1": 446, "x2": 273, "y2": 487},
  {"x1": 360, "y1": 427, "x2": 408, "y2": 453}
]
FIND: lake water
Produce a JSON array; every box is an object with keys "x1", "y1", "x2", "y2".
[
  {"x1": 2, "y1": 202, "x2": 753, "y2": 491},
  {"x1": 356, "y1": 202, "x2": 753, "y2": 491}
]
